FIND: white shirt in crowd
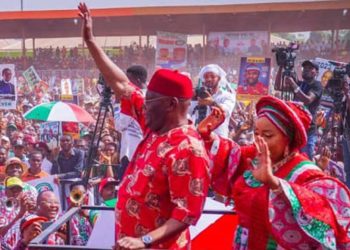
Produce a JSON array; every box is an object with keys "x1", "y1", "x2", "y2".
[{"x1": 190, "y1": 89, "x2": 236, "y2": 138}]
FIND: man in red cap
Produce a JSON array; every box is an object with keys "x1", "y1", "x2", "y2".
[
  {"x1": 99, "y1": 177, "x2": 118, "y2": 206},
  {"x1": 78, "y1": 3, "x2": 210, "y2": 249}
]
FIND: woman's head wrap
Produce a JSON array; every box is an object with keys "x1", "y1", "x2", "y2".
[{"x1": 256, "y1": 96, "x2": 312, "y2": 150}]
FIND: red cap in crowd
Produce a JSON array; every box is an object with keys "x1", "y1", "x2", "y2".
[
  {"x1": 99, "y1": 177, "x2": 118, "y2": 193},
  {"x1": 24, "y1": 135, "x2": 36, "y2": 145}
]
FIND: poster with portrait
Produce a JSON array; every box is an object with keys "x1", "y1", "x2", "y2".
[
  {"x1": 156, "y1": 31, "x2": 187, "y2": 70},
  {"x1": 208, "y1": 31, "x2": 268, "y2": 56},
  {"x1": 39, "y1": 121, "x2": 60, "y2": 148},
  {"x1": 237, "y1": 57, "x2": 271, "y2": 101},
  {"x1": 314, "y1": 57, "x2": 345, "y2": 120},
  {"x1": 61, "y1": 78, "x2": 79, "y2": 105},
  {"x1": 23, "y1": 66, "x2": 40, "y2": 87},
  {"x1": 72, "y1": 78, "x2": 85, "y2": 95},
  {"x1": 0, "y1": 64, "x2": 16, "y2": 109}
]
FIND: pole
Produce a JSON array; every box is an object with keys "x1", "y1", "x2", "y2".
[
  {"x1": 32, "y1": 38, "x2": 35, "y2": 57},
  {"x1": 82, "y1": 37, "x2": 86, "y2": 72},
  {"x1": 202, "y1": 23, "x2": 206, "y2": 66},
  {"x1": 138, "y1": 24, "x2": 142, "y2": 47},
  {"x1": 335, "y1": 29, "x2": 339, "y2": 60}
]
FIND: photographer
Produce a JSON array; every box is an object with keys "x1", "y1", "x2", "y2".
[
  {"x1": 191, "y1": 64, "x2": 236, "y2": 138},
  {"x1": 275, "y1": 60, "x2": 323, "y2": 160}
]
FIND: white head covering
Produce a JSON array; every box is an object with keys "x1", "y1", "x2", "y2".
[{"x1": 198, "y1": 64, "x2": 233, "y2": 93}]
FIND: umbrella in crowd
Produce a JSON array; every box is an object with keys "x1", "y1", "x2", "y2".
[{"x1": 23, "y1": 101, "x2": 95, "y2": 123}]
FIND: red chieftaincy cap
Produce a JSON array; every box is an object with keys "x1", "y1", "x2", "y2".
[{"x1": 147, "y1": 69, "x2": 193, "y2": 99}]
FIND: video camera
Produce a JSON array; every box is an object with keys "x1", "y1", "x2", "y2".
[
  {"x1": 272, "y1": 42, "x2": 299, "y2": 77},
  {"x1": 192, "y1": 86, "x2": 213, "y2": 125},
  {"x1": 195, "y1": 86, "x2": 213, "y2": 99},
  {"x1": 326, "y1": 62, "x2": 350, "y2": 113},
  {"x1": 96, "y1": 73, "x2": 113, "y2": 104},
  {"x1": 333, "y1": 63, "x2": 350, "y2": 80}
]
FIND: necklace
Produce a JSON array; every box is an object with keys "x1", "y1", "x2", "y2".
[{"x1": 272, "y1": 152, "x2": 297, "y2": 172}]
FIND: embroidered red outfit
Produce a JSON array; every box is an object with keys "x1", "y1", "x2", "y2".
[
  {"x1": 237, "y1": 82, "x2": 267, "y2": 95},
  {"x1": 116, "y1": 124, "x2": 210, "y2": 249},
  {"x1": 115, "y1": 82, "x2": 146, "y2": 160},
  {"x1": 205, "y1": 96, "x2": 350, "y2": 249}
]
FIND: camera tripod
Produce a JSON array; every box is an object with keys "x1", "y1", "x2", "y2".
[
  {"x1": 278, "y1": 69, "x2": 297, "y2": 101},
  {"x1": 82, "y1": 74, "x2": 113, "y2": 186}
]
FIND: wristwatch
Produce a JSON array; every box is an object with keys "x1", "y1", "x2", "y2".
[{"x1": 141, "y1": 235, "x2": 153, "y2": 248}]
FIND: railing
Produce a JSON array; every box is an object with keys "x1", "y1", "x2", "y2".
[{"x1": 28, "y1": 205, "x2": 235, "y2": 250}]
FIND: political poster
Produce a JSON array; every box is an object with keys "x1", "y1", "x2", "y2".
[
  {"x1": 156, "y1": 31, "x2": 187, "y2": 70},
  {"x1": 208, "y1": 31, "x2": 269, "y2": 56},
  {"x1": 0, "y1": 64, "x2": 16, "y2": 109},
  {"x1": 61, "y1": 78, "x2": 73, "y2": 101},
  {"x1": 62, "y1": 121, "x2": 80, "y2": 140},
  {"x1": 314, "y1": 57, "x2": 343, "y2": 88},
  {"x1": 72, "y1": 78, "x2": 85, "y2": 95},
  {"x1": 39, "y1": 122, "x2": 60, "y2": 149},
  {"x1": 314, "y1": 57, "x2": 346, "y2": 121},
  {"x1": 23, "y1": 66, "x2": 40, "y2": 87},
  {"x1": 237, "y1": 57, "x2": 271, "y2": 101},
  {"x1": 27, "y1": 176, "x2": 61, "y2": 211}
]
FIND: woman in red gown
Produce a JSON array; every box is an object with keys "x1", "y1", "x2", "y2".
[{"x1": 199, "y1": 96, "x2": 350, "y2": 249}]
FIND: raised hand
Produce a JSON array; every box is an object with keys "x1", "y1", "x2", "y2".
[
  {"x1": 316, "y1": 146, "x2": 331, "y2": 171},
  {"x1": 198, "y1": 106, "x2": 225, "y2": 140},
  {"x1": 78, "y1": 2, "x2": 94, "y2": 42},
  {"x1": 22, "y1": 222, "x2": 42, "y2": 245},
  {"x1": 252, "y1": 136, "x2": 280, "y2": 189}
]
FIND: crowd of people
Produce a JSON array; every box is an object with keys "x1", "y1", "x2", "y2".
[
  {"x1": 0, "y1": 3, "x2": 349, "y2": 250},
  {"x1": 1, "y1": 34, "x2": 349, "y2": 81}
]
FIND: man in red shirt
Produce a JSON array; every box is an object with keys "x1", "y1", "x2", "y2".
[{"x1": 78, "y1": 3, "x2": 210, "y2": 249}]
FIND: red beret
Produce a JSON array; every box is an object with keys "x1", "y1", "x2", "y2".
[{"x1": 148, "y1": 69, "x2": 193, "y2": 99}]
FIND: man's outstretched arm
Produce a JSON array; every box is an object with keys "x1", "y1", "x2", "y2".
[{"x1": 78, "y1": 2, "x2": 132, "y2": 98}]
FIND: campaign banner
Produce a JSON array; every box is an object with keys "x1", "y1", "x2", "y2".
[
  {"x1": 314, "y1": 57, "x2": 344, "y2": 88},
  {"x1": 0, "y1": 64, "x2": 16, "y2": 109},
  {"x1": 61, "y1": 78, "x2": 73, "y2": 101},
  {"x1": 237, "y1": 57, "x2": 271, "y2": 100},
  {"x1": 156, "y1": 31, "x2": 187, "y2": 70},
  {"x1": 208, "y1": 31, "x2": 268, "y2": 56},
  {"x1": 72, "y1": 78, "x2": 85, "y2": 95},
  {"x1": 62, "y1": 122, "x2": 80, "y2": 139},
  {"x1": 39, "y1": 121, "x2": 60, "y2": 149},
  {"x1": 17, "y1": 76, "x2": 31, "y2": 96},
  {"x1": 23, "y1": 66, "x2": 40, "y2": 87},
  {"x1": 27, "y1": 175, "x2": 61, "y2": 210},
  {"x1": 314, "y1": 57, "x2": 345, "y2": 120}
]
